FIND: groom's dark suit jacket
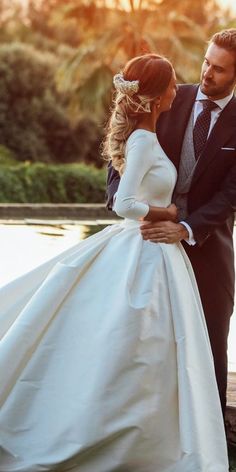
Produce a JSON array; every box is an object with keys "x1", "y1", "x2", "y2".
[
  {"x1": 157, "y1": 85, "x2": 236, "y2": 312},
  {"x1": 106, "y1": 84, "x2": 236, "y2": 410}
]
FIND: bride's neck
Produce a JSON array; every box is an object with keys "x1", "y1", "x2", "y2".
[{"x1": 135, "y1": 109, "x2": 160, "y2": 133}]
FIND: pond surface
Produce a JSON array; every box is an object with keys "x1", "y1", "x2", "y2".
[{"x1": 0, "y1": 221, "x2": 235, "y2": 372}]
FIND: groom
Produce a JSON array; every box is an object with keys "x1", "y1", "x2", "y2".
[{"x1": 106, "y1": 29, "x2": 236, "y2": 414}]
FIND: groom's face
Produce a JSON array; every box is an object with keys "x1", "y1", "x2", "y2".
[{"x1": 200, "y1": 42, "x2": 236, "y2": 100}]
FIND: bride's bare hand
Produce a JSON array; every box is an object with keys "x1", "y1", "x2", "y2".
[{"x1": 144, "y1": 204, "x2": 179, "y2": 223}]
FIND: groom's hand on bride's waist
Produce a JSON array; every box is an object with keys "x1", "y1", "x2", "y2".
[{"x1": 140, "y1": 221, "x2": 189, "y2": 244}]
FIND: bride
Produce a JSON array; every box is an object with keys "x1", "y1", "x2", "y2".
[{"x1": 0, "y1": 53, "x2": 228, "y2": 471}]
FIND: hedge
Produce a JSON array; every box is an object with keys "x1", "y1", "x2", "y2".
[{"x1": 0, "y1": 162, "x2": 107, "y2": 203}]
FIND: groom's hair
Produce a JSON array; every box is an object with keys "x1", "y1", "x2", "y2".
[{"x1": 210, "y1": 29, "x2": 236, "y2": 70}]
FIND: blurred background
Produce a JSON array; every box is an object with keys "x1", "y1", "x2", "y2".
[{"x1": 0, "y1": 0, "x2": 235, "y2": 203}]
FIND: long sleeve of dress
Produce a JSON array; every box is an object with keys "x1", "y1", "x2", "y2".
[{"x1": 113, "y1": 132, "x2": 153, "y2": 220}]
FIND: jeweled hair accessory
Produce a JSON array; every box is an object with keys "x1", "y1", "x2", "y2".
[{"x1": 113, "y1": 73, "x2": 139, "y2": 96}]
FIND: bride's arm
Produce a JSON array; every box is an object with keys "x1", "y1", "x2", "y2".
[{"x1": 114, "y1": 133, "x2": 176, "y2": 221}]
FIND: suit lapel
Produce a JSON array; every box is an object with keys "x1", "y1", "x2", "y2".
[
  {"x1": 192, "y1": 96, "x2": 236, "y2": 185},
  {"x1": 158, "y1": 85, "x2": 198, "y2": 169},
  {"x1": 172, "y1": 86, "x2": 198, "y2": 168}
]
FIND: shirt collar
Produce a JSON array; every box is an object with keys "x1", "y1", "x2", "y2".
[{"x1": 196, "y1": 86, "x2": 234, "y2": 110}]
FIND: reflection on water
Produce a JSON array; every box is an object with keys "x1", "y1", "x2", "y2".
[
  {"x1": 85, "y1": 224, "x2": 107, "y2": 238},
  {"x1": 0, "y1": 221, "x2": 235, "y2": 372},
  {"x1": 0, "y1": 222, "x2": 110, "y2": 286}
]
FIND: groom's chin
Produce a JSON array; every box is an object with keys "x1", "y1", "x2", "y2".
[{"x1": 200, "y1": 82, "x2": 215, "y2": 97}]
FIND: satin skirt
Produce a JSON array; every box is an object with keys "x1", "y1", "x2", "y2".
[{"x1": 0, "y1": 220, "x2": 228, "y2": 471}]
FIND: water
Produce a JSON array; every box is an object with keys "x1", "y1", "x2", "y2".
[{"x1": 0, "y1": 221, "x2": 235, "y2": 372}]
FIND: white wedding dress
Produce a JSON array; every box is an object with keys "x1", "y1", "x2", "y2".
[{"x1": 0, "y1": 130, "x2": 228, "y2": 472}]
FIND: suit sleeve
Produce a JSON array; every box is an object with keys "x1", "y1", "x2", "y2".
[
  {"x1": 185, "y1": 163, "x2": 236, "y2": 245},
  {"x1": 112, "y1": 134, "x2": 153, "y2": 220}
]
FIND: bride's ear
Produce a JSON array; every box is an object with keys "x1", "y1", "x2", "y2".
[{"x1": 154, "y1": 98, "x2": 161, "y2": 109}]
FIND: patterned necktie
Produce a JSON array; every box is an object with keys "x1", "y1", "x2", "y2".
[{"x1": 193, "y1": 99, "x2": 218, "y2": 160}]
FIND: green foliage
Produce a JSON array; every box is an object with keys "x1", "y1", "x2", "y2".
[
  {"x1": 0, "y1": 166, "x2": 27, "y2": 202},
  {"x1": 0, "y1": 42, "x2": 79, "y2": 163},
  {"x1": 0, "y1": 145, "x2": 17, "y2": 165},
  {"x1": 69, "y1": 64, "x2": 113, "y2": 121},
  {"x1": 73, "y1": 118, "x2": 105, "y2": 168},
  {"x1": 0, "y1": 162, "x2": 106, "y2": 203},
  {"x1": 0, "y1": 41, "x2": 105, "y2": 167},
  {"x1": 62, "y1": 164, "x2": 106, "y2": 203}
]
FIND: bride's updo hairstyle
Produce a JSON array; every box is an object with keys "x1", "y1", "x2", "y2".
[{"x1": 103, "y1": 53, "x2": 173, "y2": 174}]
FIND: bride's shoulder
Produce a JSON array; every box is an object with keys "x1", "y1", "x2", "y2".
[
  {"x1": 126, "y1": 129, "x2": 157, "y2": 147},
  {"x1": 125, "y1": 130, "x2": 160, "y2": 164}
]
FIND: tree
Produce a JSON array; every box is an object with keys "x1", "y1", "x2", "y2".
[
  {"x1": 26, "y1": 0, "x2": 82, "y2": 46},
  {"x1": 56, "y1": 0, "x2": 221, "y2": 121},
  {"x1": 0, "y1": 42, "x2": 78, "y2": 163}
]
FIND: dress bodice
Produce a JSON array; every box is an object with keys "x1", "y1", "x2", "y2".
[{"x1": 114, "y1": 129, "x2": 177, "y2": 220}]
